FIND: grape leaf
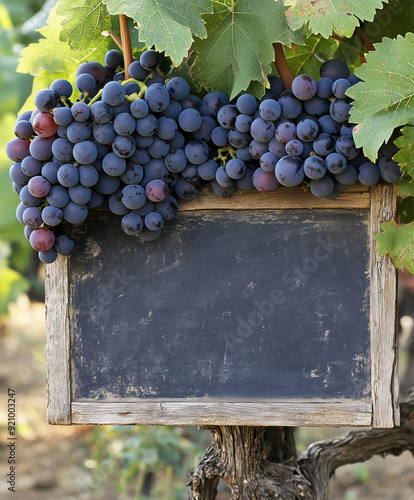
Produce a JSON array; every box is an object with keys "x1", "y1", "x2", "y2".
[
  {"x1": 393, "y1": 126, "x2": 414, "y2": 180},
  {"x1": 347, "y1": 34, "x2": 414, "y2": 162},
  {"x1": 361, "y1": 0, "x2": 414, "y2": 43},
  {"x1": 285, "y1": 0, "x2": 388, "y2": 38},
  {"x1": 375, "y1": 220, "x2": 414, "y2": 274},
  {"x1": 57, "y1": 0, "x2": 111, "y2": 52},
  {"x1": 17, "y1": 6, "x2": 114, "y2": 111},
  {"x1": 103, "y1": 0, "x2": 213, "y2": 65},
  {"x1": 191, "y1": 0, "x2": 302, "y2": 100},
  {"x1": 396, "y1": 176, "x2": 414, "y2": 199}
]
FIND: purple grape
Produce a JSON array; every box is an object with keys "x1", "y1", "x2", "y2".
[{"x1": 292, "y1": 74, "x2": 317, "y2": 100}]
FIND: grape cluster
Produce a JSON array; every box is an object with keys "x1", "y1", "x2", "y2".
[{"x1": 7, "y1": 52, "x2": 402, "y2": 263}]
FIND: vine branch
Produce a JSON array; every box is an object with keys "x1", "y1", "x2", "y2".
[
  {"x1": 119, "y1": 15, "x2": 133, "y2": 79},
  {"x1": 273, "y1": 43, "x2": 293, "y2": 90}
]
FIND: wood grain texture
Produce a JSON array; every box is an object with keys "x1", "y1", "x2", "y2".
[
  {"x1": 370, "y1": 184, "x2": 399, "y2": 429},
  {"x1": 71, "y1": 400, "x2": 372, "y2": 427},
  {"x1": 179, "y1": 185, "x2": 370, "y2": 211},
  {"x1": 45, "y1": 255, "x2": 71, "y2": 424}
]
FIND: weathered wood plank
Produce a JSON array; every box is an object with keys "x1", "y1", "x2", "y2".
[
  {"x1": 45, "y1": 255, "x2": 71, "y2": 424},
  {"x1": 370, "y1": 184, "x2": 399, "y2": 429},
  {"x1": 179, "y1": 185, "x2": 370, "y2": 211},
  {"x1": 71, "y1": 400, "x2": 372, "y2": 427}
]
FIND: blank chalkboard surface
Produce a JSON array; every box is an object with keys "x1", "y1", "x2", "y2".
[
  {"x1": 70, "y1": 209, "x2": 370, "y2": 401},
  {"x1": 45, "y1": 185, "x2": 399, "y2": 428}
]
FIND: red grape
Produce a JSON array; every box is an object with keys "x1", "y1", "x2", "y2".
[
  {"x1": 252, "y1": 167, "x2": 280, "y2": 192},
  {"x1": 30, "y1": 228, "x2": 55, "y2": 252},
  {"x1": 28, "y1": 176, "x2": 51, "y2": 198},
  {"x1": 32, "y1": 112, "x2": 59, "y2": 137},
  {"x1": 145, "y1": 179, "x2": 169, "y2": 202}
]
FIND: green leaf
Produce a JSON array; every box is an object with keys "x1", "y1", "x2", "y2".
[
  {"x1": 361, "y1": 0, "x2": 414, "y2": 43},
  {"x1": 0, "y1": 264, "x2": 30, "y2": 320},
  {"x1": 17, "y1": 6, "x2": 115, "y2": 111},
  {"x1": 192, "y1": 0, "x2": 302, "y2": 99},
  {"x1": 347, "y1": 33, "x2": 414, "y2": 162},
  {"x1": 103, "y1": 0, "x2": 213, "y2": 65},
  {"x1": 393, "y1": 126, "x2": 414, "y2": 180},
  {"x1": 285, "y1": 0, "x2": 388, "y2": 38},
  {"x1": 57, "y1": 0, "x2": 111, "y2": 52},
  {"x1": 396, "y1": 176, "x2": 414, "y2": 199},
  {"x1": 375, "y1": 220, "x2": 414, "y2": 274}
]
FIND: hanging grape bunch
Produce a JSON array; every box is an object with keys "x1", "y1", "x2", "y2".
[{"x1": 6, "y1": 49, "x2": 402, "y2": 264}]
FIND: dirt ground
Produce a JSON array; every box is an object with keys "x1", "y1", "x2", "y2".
[{"x1": 0, "y1": 296, "x2": 414, "y2": 499}]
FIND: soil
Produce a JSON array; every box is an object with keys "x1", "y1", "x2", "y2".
[{"x1": 1, "y1": 297, "x2": 413, "y2": 499}]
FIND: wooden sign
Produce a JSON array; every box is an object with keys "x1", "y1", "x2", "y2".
[{"x1": 45, "y1": 184, "x2": 398, "y2": 429}]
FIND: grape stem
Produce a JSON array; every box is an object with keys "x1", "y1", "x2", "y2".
[
  {"x1": 214, "y1": 146, "x2": 237, "y2": 165},
  {"x1": 108, "y1": 31, "x2": 123, "y2": 51},
  {"x1": 88, "y1": 78, "x2": 148, "y2": 106},
  {"x1": 273, "y1": 43, "x2": 293, "y2": 90},
  {"x1": 119, "y1": 15, "x2": 133, "y2": 79}
]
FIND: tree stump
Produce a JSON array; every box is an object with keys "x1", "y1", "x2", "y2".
[{"x1": 188, "y1": 394, "x2": 414, "y2": 499}]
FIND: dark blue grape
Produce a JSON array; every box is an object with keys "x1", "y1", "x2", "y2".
[
  {"x1": 316, "y1": 77, "x2": 333, "y2": 98},
  {"x1": 14, "y1": 120, "x2": 34, "y2": 140},
  {"x1": 67, "y1": 122, "x2": 92, "y2": 143},
  {"x1": 41, "y1": 205, "x2": 63, "y2": 226},
  {"x1": 378, "y1": 157, "x2": 401, "y2": 183},
  {"x1": 39, "y1": 248, "x2": 57, "y2": 264},
  {"x1": 325, "y1": 152, "x2": 347, "y2": 174},
  {"x1": 105, "y1": 49, "x2": 124, "y2": 69},
  {"x1": 200, "y1": 92, "x2": 229, "y2": 117},
  {"x1": 332, "y1": 78, "x2": 351, "y2": 99},
  {"x1": 109, "y1": 190, "x2": 130, "y2": 215},
  {"x1": 140, "y1": 50, "x2": 160, "y2": 71},
  {"x1": 174, "y1": 177, "x2": 201, "y2": 200},
  {"x1": 249, "y1": 139, "x2": 268, "y2": 160},
  {"x1": 225, "y1": 158, "x2": 246, "y2": 179},
  {"x1": 275, "y1": 155, "x2": 304, "y2": 186},
  {"x1": 278, "y1": 91, "x2": 302, "y2": 119},
  {"x1": 76, "y1": 73, "x2": 96, "y2": 93},
  {"x1": 102, "y1": 152, "x2": 127, "y2": 176},
  {"x1": 217, "y1": 105, "x2": 239, "y2": 129},
  {"x1": 130, "y1": 99, "x2": 149, "y2": 119},
  {"x1": 310, "y1": 175, "x2": 334, "y2": 197},
  {"x1": 259, "y1": 99, "x2": 281, "y2": 121},
  {"x1": 166, "y1": 77, "x2": 190, "y2": 101},
  {"x1": 10, "y1": 162, "x2": 30, "y2": 185},
  {"x1": 76, "y1": 61, "x2": 106, "y2": 85},
  {"x1": 156, "y1": 116, "x2": 178, "y2": 141},
  {"x1": 330, "y1": 98, "x2": 352, "y2": 123},
  {"x1": 128, "y1": 61, "x2": 148, "y2": 80},
  {"x1": 275, "y1": 122, "x2": 297, "y2": 144},
  {"x1": 23, "y1": 206, "x2": 43, "y2": 228},
  {"x1": 21, "y1": 156, "x2": 42, "y2": 177},
  {"x1": 136, "y1": 113, "x2": 158, "y2": 137},
  {"x1": 210, "y1": 179, "x2": 237, "y2": 197},
  {"x1": 90, "y1": 101, "x2": 113, "y2": 124},
  {"x1": 34, "y1": 89, "x2": 58, "y2": 112},
  {"x1": 29, "y1": 136, "x2": 55, "y2": 161},
  {"x1": 41, "y1": 162, "x2": 59, "y2": 184},
  {"x1": 303, "y1": 95, "x2": 330, "y2": 116},
  {"x1": 211, "y1": 126, "x2": 229, "y2": 147},
  {"x1": 46, "y1": 185, "x2": 70, "y2": 208},
  {"x1": 120, "y1": 163, "x2": 144, "y2": 185},
  {"x1": 285, "y1": 139, "x2": 303, "y2": 157},
  {"x1": 296, "y1": 119, "x2": 318, "y2": 142},
  {"x1": 335, "y1": 135, "x2": 359, "y2": 160},
  {"x1": 102, "y1": 81, "x2": 126, "y2": 106},
  {"x1": 53, "y1": 107, "x2": 73, "y2": 126},
  {"x1": 192, "y1": 116, "x2": 216, "y2": 142},
  {"x1": 79, "y1": 165, "x2": 99, "y2": 187},
  {"x1": 235, "y1": 146, "x2": 252, "y2": 162},
  {"x1": 165, "y1": 149, "x2": 187, "y2": 173},
  {"x1": 49, "y1": 75, "x2": 70, "y2": 96},
  {"x1": 334, "y1": 164, "x2": 358, "y2": 186},
  {"x1": 155, "y1": 195, "x2": 178, "y2": 221},
  {"x1": 250, "y1": 118, "x2": 275, "y2": 143},
  {"x1": 313, "y1": 133, "x2": 335, "y2": 156},
  {"x1": 73, "y1": 141, "x2": 98, "y2": 165},
  {"x1": 162, "y1": 100, "x2": 182, "y2": 120},
  {"x1": 144, "y1": 84, "x2": 170, "y2": 112},
  {"x1": 92, "y1": 123, "x2": 116, "y2": 145},
  {"x1": 320, "y1": 59, "x2": 350, "y2": 81},
  {"x1": 358, "y1": 162, "x2": 380, "y2": 185},
  {"x1": 63, "y1": 201, "x2": 88, "y2": 224},
  {"x1": 292, "y1": 74, "x2": 317, "y2": 100},
  {"x1": 260, "y1": 152, "x2": 278, "y2": 172},
  {"x1": 318, "y1": 114, "x2": 341, "y2": 135},
  {"x1": 198, "y1": 160, "x2": 218, "y2": 180},
  {"x1": 304, "y1": 156, "x2": 326, "y2": 179},
  {"x1": 121, "y1": 213, "x2": 144, "y2": 235},
  {"x1": 148, "y1": 137, "x2": 169, "y2": 158},
  {"x1": 113, "y1": 112, "x2": 136, "y2": 136},
  {"x1": 228, "y1": 129, "x2": 249, "y2": 148},
  {"x1": 57, "y1": 164, "x2": 79, "y2": 187},
  {"x1": 94, "y1": 173, "x2": 121, "y2": 195},
  {"x1": 235, "y1": 114, "x2": 253, "y2": 133}
]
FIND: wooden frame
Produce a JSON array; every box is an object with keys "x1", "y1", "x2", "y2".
[{"x1": 45, "y1": 184, "x2": 398, "y2": 429}]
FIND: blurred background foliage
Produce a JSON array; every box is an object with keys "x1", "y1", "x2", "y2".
[{"x1": 0, "y1": 0, "x2": 60, "y2": 318}]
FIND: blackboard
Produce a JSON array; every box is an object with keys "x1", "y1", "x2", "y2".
[
  {"x1": 70, "y1": 210, "x2": 371, "y2": 401},
  {"x1": 45, "y1": 185, "x2": 399, "y2": 428}
]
